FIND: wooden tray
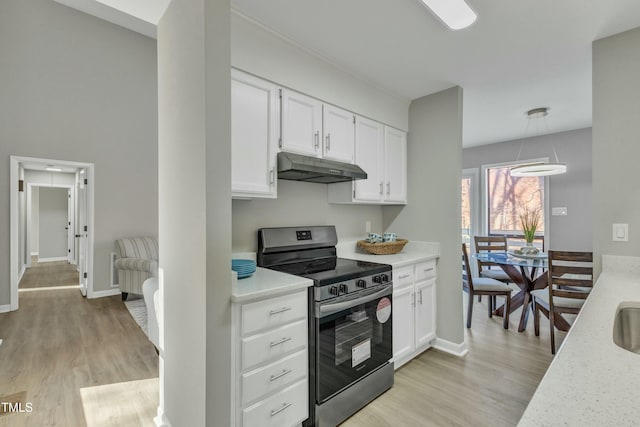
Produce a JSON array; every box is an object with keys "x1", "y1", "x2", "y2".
[{"x1": 357, "y1": 239, "x2": 408, "y2": 255}]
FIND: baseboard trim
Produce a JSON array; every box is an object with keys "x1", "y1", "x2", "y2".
[
  {"x1": 0, "y1": 304, "x2": 11, "y2": 313},
  {"x1": 18, "y1": 265, "x2": 26, "y2": 282},
  {"x1": 30, "y1": 252, "x2": 38, "y2": 256},
  {"x1": 89, "y1": 288, "x2": 121, "y2": 299},
  {"x1": 433, "y1": 337, "x2": 469, "y2": 357},
  {"x1": 38, "y1": 256, "x2": 68, "y2": 262},
  {"x1": 154, "y1": 406, "x2": 172, "y2": 427}
]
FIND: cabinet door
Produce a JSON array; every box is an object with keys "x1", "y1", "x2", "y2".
[
  {"x1": 353, "y1": 116, "x2": 384, "y2": 202},
  {"x1": 231, "y1": 71, "x2": 279, "y2": 198},
  {"x1": 281, "y1": 89, "x2": 322, "y2": 157},
  {"x1": 415, "y1": 278, "x2": 436, "y2": 348},
  {"x1": 383, "y1": 126, "x2": 407, "y2": 203},
  {"x1": 392, "y1": 285, "x2": 415, "y2": 367},
  {"x1": 322, "y1": 104, "x2": 355, "y2": 163}
]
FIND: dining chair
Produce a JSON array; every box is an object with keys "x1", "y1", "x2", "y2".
[
  {"x1": 474, "y1": 235, "x2": 512, "y2": 303},
  {"x1": 531, "y1": 250, "x2": 593, "y2": 354},
  {"x1": 462, "y1": 243, "x2": 512, "y2": 329}
]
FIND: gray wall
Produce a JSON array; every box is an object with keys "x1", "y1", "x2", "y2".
[
  {"x1": 383, "y1": 87, "x2": 465, "y2": 346},
  {"x1": 232, "y1": 181, "x2": 383, "y2": 251},
  {"x1": 158, "y1": 0, "x2": 232, "y2": 424},
  {"x1": 0, "y1": 0, "x2": 158, "y2": 303},
  {"x1": 593, "y1": 26, "x2": 640, "y2": 276},
  {"x1": 463, "y1": 128, "x2": 593, "y2": 251},
  {"x1": 38, "y1": 187, "x2": 69, "y2": 259}
]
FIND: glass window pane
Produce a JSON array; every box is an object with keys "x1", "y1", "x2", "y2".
[
  {"x1": 462, "y1": 177, "x2": 471, "y2": 245},
  {"x1": 486, "y1": 165, "x2": 545, "y2": 236}
]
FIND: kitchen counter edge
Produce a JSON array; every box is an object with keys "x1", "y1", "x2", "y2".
[{"x1": 231, "y1": 267, "x2": 313, "y2": 304}]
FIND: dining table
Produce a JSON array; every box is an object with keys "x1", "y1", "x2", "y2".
[{"x1": 473, "y1": 251, "x2": 571, "y2": 332}]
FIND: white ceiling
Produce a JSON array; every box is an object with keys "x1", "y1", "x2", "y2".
[{"x1": 55, "y1": 0, "x2": 640, "y2": 147}]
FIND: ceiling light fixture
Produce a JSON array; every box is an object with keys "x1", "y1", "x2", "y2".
[
  {"x1": 419, "y1": 0, "x2": 477, "y2": 31},
  {"x1": 510, "y1": 107, "x2": 567, "y2": 177},
  {"x1": 45, "y1": 166, "x2": 62, "y2": 172}
]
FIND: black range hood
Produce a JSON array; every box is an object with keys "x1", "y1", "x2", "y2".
[{"x1": 277, "y1": 152, "x2": 367, "y2": 184}]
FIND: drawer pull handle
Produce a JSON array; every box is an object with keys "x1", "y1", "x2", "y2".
[
  {"x1": 423, "y1": 268, "x2": 434, "y2": 272},
  {"x1": 271, "y1": 402, "x2": 292, "y2": 417},
  {"x1": 269, "y1": 369, "x2": 292, "y2": 382},
  {"x1": 270, "y1": 337, "x2": 292, "y2": 348},
  {"x1": 269, "y1": 307, "x2": 292, "y2": 315},
  {"x1": 398, "y1": 274, "x2": 411, "y2": 279}
]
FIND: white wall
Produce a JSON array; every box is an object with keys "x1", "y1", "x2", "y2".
[
  {"x1": 0, "y1": 0, "x2": 158, "y2": 304},
  {"x1": 38, "y1": 187, "x2": 69, "y2": 259},
  {"x1": 593, "y1": 26, "x2": 640, "y2": 276},
  {"x1": 463, "y1": 128, "x2": 592, "y2": 251},
  {"x1": 383, "y1": 87, "x2": 465, "y2": 346},
  {"x1": 158, "y1": 0, "x2": 232, "y2": 424}
]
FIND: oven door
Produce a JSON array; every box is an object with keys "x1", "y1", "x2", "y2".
[{"x1": 315, "y1": 284, "x2": 393, "y2": 403}]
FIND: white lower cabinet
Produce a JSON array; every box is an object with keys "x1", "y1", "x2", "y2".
[
  {"x1": 392, "y1": 260, "x2": 437, "y2": 369},
  {"x1": 232, "y1": 290, "x2": 309, "y2": 427}
]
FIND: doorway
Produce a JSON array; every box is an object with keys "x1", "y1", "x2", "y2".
[{"x1": 10, "y1": 156, "x2": 95, "y2": 311}]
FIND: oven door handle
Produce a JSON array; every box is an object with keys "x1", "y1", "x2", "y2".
[{"x1": 318, "y1": 286, "x2": 391, "y2": 318}]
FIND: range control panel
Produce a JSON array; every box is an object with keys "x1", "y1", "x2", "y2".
[{"x1": 315, "y1": 273, "x2": 392, "y2": 301}]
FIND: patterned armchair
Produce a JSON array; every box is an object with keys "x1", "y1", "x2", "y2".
[{"x1": 114, "y1": 237, "x2": 159, "y2": 300}]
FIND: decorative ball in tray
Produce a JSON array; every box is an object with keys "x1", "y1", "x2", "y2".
[{"x1": 357, "y1": 239, "x2": 409, "y2": 255}]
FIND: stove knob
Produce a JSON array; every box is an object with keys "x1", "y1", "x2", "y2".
[
  {"x1": 339, "y1": 284, "x2": 349, "y2": 294},
  {"x1": 373, "y1": 275, "x2": 382, "y2": 283},
  {"x1": 381, "y1": 274, "x2": 390, "y2": 283},
  {"x1": 356, "y1": 279, "x2": 367, "y2": 288},
  {"x1": 329, "y1": 286, "x2": 339, "y2": 295}
]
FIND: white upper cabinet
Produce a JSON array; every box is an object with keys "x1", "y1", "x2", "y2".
[
  {"x1": 328, "y1": 121, "x2": 407, "y2": 205},
  {"x1": 231, "y1": 70, "x2": 279, "y2": 199},
  {"x1": 322, "y1": 104, "x2": 355, "y2": 163},
  {"x1": 353, "y1": 116, "x2": 384, "y2": 202},
  {"x1": 281, "y1": 89, "x2": 323, "y2": 157},
  {"x1": 383, "y1": 126, "x2": 407, "y2": 203}
]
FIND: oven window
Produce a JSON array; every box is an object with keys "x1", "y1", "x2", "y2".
[{"x1": 316, "y1": 295, "x2": 392, "y2": 403}]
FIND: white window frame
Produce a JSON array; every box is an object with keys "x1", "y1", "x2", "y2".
[{"x1": 480, "y1": 158, "x2": 550, "y2": 248}]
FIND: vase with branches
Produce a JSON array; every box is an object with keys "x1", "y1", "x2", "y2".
[{"x1": 519, "y1": 206, "x2": 541, "y2": 253}]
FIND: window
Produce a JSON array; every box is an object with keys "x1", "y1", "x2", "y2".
[
  {"x1": 462, "y1": 176, "x2": 471, "y2": 245},
  {"x1": 486, "y1": 164, "x2": 545, "y2": 240}
]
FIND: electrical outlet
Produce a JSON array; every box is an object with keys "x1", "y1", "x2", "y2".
[{"x1": 613, "y1": 224, "x2": 629, "y2": 242}]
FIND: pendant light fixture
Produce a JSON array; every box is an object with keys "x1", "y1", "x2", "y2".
[{"x1": 510, "y1": 107, "x2": 567, "y2": 177}]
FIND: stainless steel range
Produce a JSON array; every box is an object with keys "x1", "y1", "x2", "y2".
[{"x1": 257, "y1": 225, "x2": 394, "y2": 427}]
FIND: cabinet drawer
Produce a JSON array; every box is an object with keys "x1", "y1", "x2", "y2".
[
  {"x1": 415, "y1": 260, "x2": 436, "y2": 282},
  {"x1": 242, "y1": 291, "x2": 307, "y2": 336},
  {"x1": 242, "y1": 380, "x2": 308, "y2": 427},
  {"x1": 242, "y1": 350, "x2": 307, "y2": 405},
  {"x1": 394, "y1": 266, "x2": 414, "y2": 289},
  {"x1": 242, "y1": 320, "x2": 307, "y2": 370}
]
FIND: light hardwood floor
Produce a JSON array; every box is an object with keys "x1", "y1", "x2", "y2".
[
  {"x1": 341, "y1": 296, "x2": 565, "y2": 427},
  {"x1": 2, "y1": 263, "x2": 563, "y2": 426},
  {"x1": 0, "y1": 262, "x2": 158, "y2": 426}
]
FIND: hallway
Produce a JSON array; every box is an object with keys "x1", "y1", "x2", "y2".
[{"x1": 0, "y1": 262, "x2": 158, "y2": 426}]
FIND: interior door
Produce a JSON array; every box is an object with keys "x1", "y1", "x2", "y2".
[
  {"x1": 78, "y1": 176, "x2": 88, "y2": 295},
  {"x1": 67, "y1": 188, "x2": 75, "y2": 264}
]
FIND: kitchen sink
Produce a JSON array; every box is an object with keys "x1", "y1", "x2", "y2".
[{"x1": 613, "y1": 302, "x2": 640, "y2": 354}]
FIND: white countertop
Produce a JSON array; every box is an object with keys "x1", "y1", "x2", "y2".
[
  {"x1": 336, "y1": 240, "x2": 440, "y2": 268},
  {"x1": 518, "y1": 255, "x2": 640, "y2": 426},
  {"x1": 231, "y1": 267, "x2": 313, "y2": 303}
]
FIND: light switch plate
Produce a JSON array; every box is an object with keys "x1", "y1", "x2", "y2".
[
  {"x1": 552, "y1": 207, "x2": 568, "y2": 216},
  {"x1": 613, "y1": 224, "x2": 629, "y2": 242}
]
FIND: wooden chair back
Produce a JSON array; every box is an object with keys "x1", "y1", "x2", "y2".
[
  {"x1": 462, "y1": 243, "x2": 475, "y2": 292},
  {"x1": 474, "y1": 235, "x2": 507, "y2": 274},
  {"x1": 548, "y1": 250, "x2": 594, "y2": 306}
]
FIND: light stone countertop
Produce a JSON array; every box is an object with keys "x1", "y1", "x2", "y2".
[
  {"x1": 231, "y1": 267, "x2": 312, "y2": 303},
  {"x1": 518, "y1": 255, "x2": 640, "y2": 426},
  {"x1": 336, "y1": 240, "x2": 440, "y2": 268}
]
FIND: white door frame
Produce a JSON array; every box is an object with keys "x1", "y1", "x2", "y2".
[
  {"x1": 26, "y1": 183, "x2": 75, "y2": 265},
  {"x1": 10, "y1": 156, "x2": 95, "y2": 310}
]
